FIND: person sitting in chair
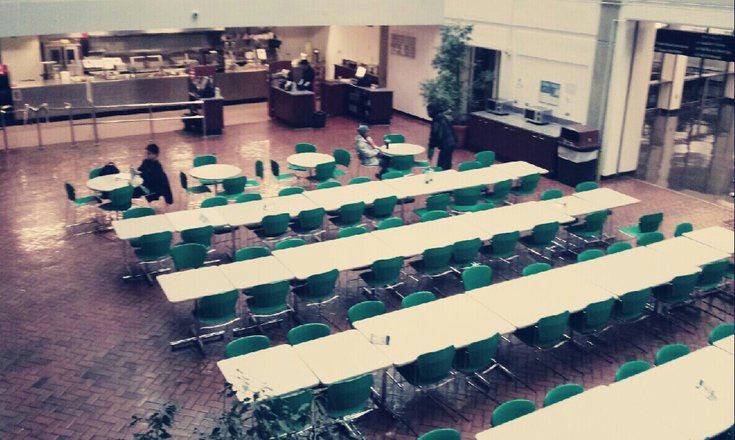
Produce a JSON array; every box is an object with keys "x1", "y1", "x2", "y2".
[
  {"x1": 355, "y1": 124, "x2": 388, "y2": 176},
  {"x1": 133, "y1": 143, "x2": 173, "y2": 205}
]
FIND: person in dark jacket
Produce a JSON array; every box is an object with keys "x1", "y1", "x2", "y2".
[
  {"x1": 134, "y1": 143, "x2": 173, "y2": 205},
  {"x1": 427, "y1": 104, "x2": 457, "y2": 171}
]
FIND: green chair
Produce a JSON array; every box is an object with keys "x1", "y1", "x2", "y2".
[
  {"x1": 333, "y1": 149, "x2": 351, "y2": 177},
  {"x1": 121, "y1": 206, "x2": 156, "y2": 247},
  {"x1": 133, "y1": 231, "x2": 173, "y2": 283},
  {"x1": 462, "y1": 265, "x2": 493, "y2": 291},
  {"x1": 383, "y1": 133, "x2": 405, "y2": 144},
  {"x1": 401, "y1": 291, "x2": 436, "y2": 309},
  {"x1": 475, "y1": 151, "x2": 495, "y2": 167},
  {"x1": 387, "y1": 155, "x2": 415, "y2": 176},
  {"x1": 278, "y1": 186, "x2": 305, "y2": 196},
  {"x1": 193, "y1": 154, "x2": 218, "y2": 186},
  {"x1": 607, "y1": 241, "x2": 632, "y2": 254},
  {"x1": 451, "y1": 238, "x2": 483, "y2": 271},
  {"x1": 184, "y1": 290, "x2": 240, "y2": 352},
  {"x1": 417, "y1": 429, "x2": 460, "y2": 440},
  {"x1": 323, "y1": 373, "x2": 374, "y2": 435},
  {"x1": 695, "y1": 259, "x2": 728, "y2": 297},
  {"x1": 485, "y1": 179, "x2": 513, "y2": 205},
  {"x1": 99, "y1": 185, "x2": 135, "y2": 217},
  {"x1": 376, "y1": 217, "x2": 403, "y2": 230},
  {"x1": 200, "y1": 196, "x2": 228, "y2": 208},
  {"x1": 89, "y1": 167, "x2": 103, "y2": 179},
  {"x1": 292, "y1": 269, "x2": 340, "y2": 317},
  {"x1": 250, "y1": 160, "x2": 264, "y2": 188},
  {"x1": 520, "y1": 221, "x2": 561, "y2": 262},
  {"x1": 539, "y1": 189, "x2": 563, "y2": 201},
  {"x1": 452, "y1": 333, "x2": 522, "y2": 395},
  {"x1": 654, "y1": 343, "x2": 689, "y2": 365},
  {"x1": 289, "y1": 143, "x2": 317, "y2": 172},
  {"x1": 522, "y1": 262, "x2": 551, "y2": 277},
  {"x1": 420, "y1": 210, "x2": 450, "y2": 222},
  {"x1": 270, "y1": 160, "x2": 295, "y2": 181},
  {"x1": 220, "y1": 176, "x2": 247, "y2": 201},
  {"x1": 543, "y1": 383, "x2": 584, "y2": 407},
  {"x1": 64, "y1": 182, "x2": 100, "y2": 229},
  {"x1": 274, "y1": 238, "x2": 306, "y2": 250},
  {"x1": 509, "y1": 173, "x2": 541, "y2": 202},
  {"x1": 381, "y1": 170, "x2": 404, "y2": 180},
  {"x1": 614, "y1": 288, "x2": 653, "y2": 352},
  {"x1": 577, "y1": 249, "x2": 604, "y2": 262},
  {"x1": 653, "y1": 272, "x2": 698, "y2": 318},
  {"x1": 347, "y1": 300, "x2": 386, "y2": 326},
  {"x1": 360, "y1": 256, "x2": 404, "y2": 298},
  {"x1": 317, "y1": 180, "x2": 342, "y2": 189},
  {"x1": 458, "y1": 160, "x2": 482, "y2": 171},
  {"x1": 515, "y1": 311, "x2": 576, "y2": 380},
  {"x1": 709, "y1": 324, "x2": 734, "y2": 344},
  {"x1": 480, "y1": 231, "x2": 521, "y2": 269},
  {"x1": 244, "y1": 280, "x2": 293, "y2": 329},
  {"x1": 614, "y1": 360, "x2": 650, "y2": 382},
  {"x1": 291, "y1": 207, "x2": 326, "y2": 241},
  {"x1": 254, "y1": 213, "x2": 291, "y2": 245},
  {"x1": 224, "y1": 335, "x2": 271, "y2": 359},
  {"x1": 491, "y1": 399, "x2": 536, "y2": 427},
  {"x1": 234, "y1": 246, "x2": 271, "y2": 261},
  {"x1": 569, "y1": 298, "x2": 616, "y2": 362},
  {"x1": 170, "y1": 243, "x2": 207, "y2": 271},
  {"x1": 575, "y1": 181, "x2": 598, "y2": 192},
  {"x1": 336, "y1": 226, "x2": 368, "y2": 238},
  {"x1": 567, "y1": 210, "x2": 609, "y2": 247},
  {"x1": 619, "y1": 212, "x2": 663, "y2": 240},
  {"x1": 181, "y1": 225, "x2": 214, "y2": 250},
  {"x1": 329, "y1": 202, "x2": 365, "y2": 229},
  {"x1": 409, "y1": 245, "x2": 454, "y2": 289},
  {"x1": 307, "y1": 162, "x2": 337, "y2": 185},
  {"x1": 179, "y1": 171, "x2": 211, "y2": 207},
  {"x1": 637, "y1": 231, "x2": 664, "y2": 246},
  {"x1": 365, "y1": 196, "x2": 398, "y2": 224},
  {"x1": 348, "y1": 176, "x2": 371, "y2": 185},
  {"x1": 235, "y1": 193, "x2": 262, "y2": 204},
  {"x1": 414, "y1": 193, "x2": 451, "y2": 219},
  {"x1": 265, "y1": 389, "x2": 314, "y2": 437},
  {"x1": 450, "y1": 186, "x2": 485, "y2": 213},
  {"x1": 673, "y1": 222, "x2": 693, "y2": 237},
  {"x1": 287, "y1": 323, "x2": 331, "y2": 345}
]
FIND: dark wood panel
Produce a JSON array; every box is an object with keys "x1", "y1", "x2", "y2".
[{"x1": 270, "y1": 87, "x2": 314, "y2": 128}]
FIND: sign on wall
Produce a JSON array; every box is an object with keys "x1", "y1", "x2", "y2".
[
  {"x1": 539, "y1": 80, "x2": 560, "y2": 106},
  {"x1": 390, "y1": 34, "x2": 416, "y2": 59},
  {"x1": 655, "y1": 29, "x2": 734, "y2": 62}
]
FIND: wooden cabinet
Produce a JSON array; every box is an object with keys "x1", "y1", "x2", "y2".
[
  {"x1": 320, "y1": 81, "x2": 348, "y2": 116},
  {"x1": 270, "y1": 87, "x2": 315, "y2": 128},
  {"x1": 347, "y1": 86, "x2": 392, "y2": 125}
]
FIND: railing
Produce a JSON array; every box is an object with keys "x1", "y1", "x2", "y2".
[{"x1": 3, "y1": 100, "x2": 206, "y2": 150}]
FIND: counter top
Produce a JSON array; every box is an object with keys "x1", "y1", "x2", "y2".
[
  {"x1": 472, "y1": 111, "x2": 563, "y2": 137},
  {"x1": 271, "y1": 86, "x2": 314, "y2": 96}
]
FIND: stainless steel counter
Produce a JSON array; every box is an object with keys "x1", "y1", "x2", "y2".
[{"x1": 472, "y1": 111, "x2": 563, "y2": 137}]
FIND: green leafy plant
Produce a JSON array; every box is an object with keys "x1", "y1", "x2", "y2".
[{"x1": 130, "y1": 403, "x2": 177, "y2": 440}]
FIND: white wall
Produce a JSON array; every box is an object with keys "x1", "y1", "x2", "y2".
[
  {"x1": 0, "y1": 36, "x2": 43, "y2": 82},
  {"x1": 274, "y1": 26, "x2": 329, "y2": 63},
  {"x1": 324, "y1": 26, "x2": 381, "y2": 80}
]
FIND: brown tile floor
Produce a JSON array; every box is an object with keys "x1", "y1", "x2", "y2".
[{"x1": 0, "y1": 107, "x2": 733, "y2": 439}]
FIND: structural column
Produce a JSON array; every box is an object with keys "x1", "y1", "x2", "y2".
[{"x1": 656, "y1": 52, "x2": 688, "y2": 113}]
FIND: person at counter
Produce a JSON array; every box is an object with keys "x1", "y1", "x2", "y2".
[
  {"x1": 133, "y1": 143, "x2": 173, "y2": 206},
  {"x1": 285, "y1": 57, "x2": 315, "y2": 92},
  {"x1": 427, "y1": 103, "x2": 457, "y2": 171}
]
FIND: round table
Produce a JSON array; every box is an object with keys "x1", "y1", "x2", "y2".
[
  {"x1": 379, "y1": 143, "x2": 425, "y2": 156},
  {"x1": 189, "y1": 164, "x2": 242, "y2": 181},
  {"x1": 287, "y1": 152, "x2": 335, "y2": 169},
  {"x1": 86, "y1": 173, "x2": 143, "y2": 192}
]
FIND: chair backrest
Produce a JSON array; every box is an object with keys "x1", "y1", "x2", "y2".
[
  {"x1": 417, "y1": 429, "x2": 461, "y2": 440},
  {"x1": 637, "y1": 231, "x2": 664, "y2": 246},
  {"x1": 452, "y1": 238, "x2": 483, "y2": 265},
  {"x1": 333, "y1": 149, "x2": 351, "y2": 167},
  {"x1": 234, "y1": 246, "x2": 271, "y2": 261},
  {"x1": 108, "y1": 185, "x2": 135, "y2": 210},
  {"x1": 614, "y1": 360, "x2": 651, "y2": 382},
  {"x1": 709, "y1": 324, "x2": 735, "y2": 344},
  {"x1": 543, "y1": 384, "x2": 584, "y2": 407},
  {"x1": 200, "y1": 196, "x2": 228, "y2": 208},
  {"x1": 607, "y1": 241, "x2": 632, "y2": 254},
  {"x1": 577, "y1": 249, "x2": 605, "y2": 262},
  {"x1": 301, "y1": 269, "x2": 339, "y2": 301},
  {"x1": 697, "y1": 259, "x2": 728, "y2": 290},
  {"x1": 489, "y1": 179, "x2": 513, "y2": 200},
  {"x1": 389, "y1": 154, "x2": 414, "y2": 171},
  {"x1": 255, "y1": 160, "x2": 264, "y2": 179},
  {"x1": 518, "y1": 173, "x2": 541, "y2": 193},
  {"x1": 579, "y1": 210, "x2": 609, "y2": 234},
  {"x1": 370, "y1": 256, "x2": 404, "y2": 285},
  {"x1": 475, "y1": 150, "x2": 495, "y2": 167},
  {"x1": 491, "y1": 399, "x2": 536, "y2": 427},
  {"x1": 654, "y1": 343, "x2": 689, "y2": 366},
  {"x1": 377, "y1": 217, "x2": 403, "y2": 230},
  {"x1": 336, "y1": 201, "x2": 365, "y2": 224},
  {"x1": 64, "y1": 182, "x2": 77, "y2": 202},
  {"x1": 279, "y1": 186, "x2": 305, "y2": 196},
  {"x1": 347, "y1": 300, "x2": 386, "y2": 325},
  {"x1": 522, "y1": 262, "x2": 551, "y2": 277},
  {"x1": 414, "y1": 346, "x2": 456, "y2": 385},
  {"x1": 381, "y1": 170, "x2": 404, "y2": 180},
  {"x1": 383, "y1": 133, "x2": 405, "y2": 144},
  {"x1": 424, "y1": 193, "x2": 451, "y2": 211},
  {"x1": 193, "y1": 154, "x2": 217, "y2": 167},
  {"x1": 274, "y1": 238, "x2": 306, "y2": 250},
  {"x1": 89, "y1": 167, "x2": 103, "y2": 179},
  {"x1": 336, "y1": 226, "x2": 368, "y2": 238},
  {"x1": 123, "y1": 206, "x2": 155, "y2": 219},
  {"x1": 325, "y1": 373, "x2": 373, "y2": 418},
  {"x1": 422, "y1": 245, "x2": 454, "y2": 272},
  {"x1": 266, "y1": 388, "x2": 313, "y2": 435},
  {"x1": 657, "y1": 272, "x2": 698, "y2": 303},
  {"x1": 196, "y1": 290, "x2": 239, "y2": 323},
  {"x1": 452, "y1": 185, "x2": 483, "y2": 206},
  {"x1": 224, "y1": 335, "x2": 271, "y2": 359},
  {"x1": 178, "y1": 171, "x2": 189, "y2": 190},
  {"x1": 616, "y1": 288, "x2": 651, "y2": 321},
  {"x1": 313, "y1": 162, "x2": 337, "y2": 182},
  {"x1": 296, "y1": 207, "x2": 325, "y2": 230},
  {"x1": 420, "y1": 210, "x2": 450, "y2": 222},
  {"x1": 222, "y1": 176, "x2": 247, "y2": 195},
  {"x1": 245, "y1": 280, "x2": 291, "y2": 314},
  {"x1": 137, "y1": 231, "x2": 173, "y2": 258},
  {"x1": 458, "y1": 160, "x2": 482, "y2": 171},
  {"x1": 287, "y1": 323, "x2": 331, "y2": 345},
  {"x1": 536, "y1": 311, "x2": 570, "y2": 348},
  {"x1": 575, "y1": 181, "x2": 598, "y2": 192},
  {"x1": 262, "y1": 213, "x2": 290, "y2": 236},
  {"x1": 453, "y1": 333, "x2": 500, "y2": 373},
  {"x1": 579, "y1": 298, "x2": 615, "y2": 332},
  {"x1": 317, "y1": 180, "x2": 342, "y2": 189},
  {"x1": 539, "y1": 189, "x2": 563, "y2": 201},
  {"x1": 673, "y1": 222, "x2": 693, "y2": 237},
  {"x1": 170, "y1": 243, "x2": 208, "y2": 271},
  {"x1": 348, "y1": 176, "x2": 371, "y2": 185},
  {"x1": 269, "y1": 159, "x2": 282, "y2": 177},
  {"x1": 236, "y1": 193, "x2": 263, "y2": 203},
  {"x1": 370, "y1": 196, "x2": 398, "y2": 219},
  {"x1": 530, "y1": 222, "x2": 559, "y2": 246},
  {"x1": 488, "y1": 231, "x2": 520, "y2": 258},
  {"x1": 462, "y1": 265, "x2": 493, "y2": 291},
  {"x1": 401, "y1": 291, "x2": 436, "y2": 309},
  {"x1": 180, "y1": 225, "x2": 214, "y2": 247},
  {"x1": 295, "y1": 143, "x2": 317, "y2": 153},
  {"x1": 638, "y1": 212, "x2": 663, "y2": 233}
]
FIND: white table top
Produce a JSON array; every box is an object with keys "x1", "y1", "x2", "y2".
[
  {"x1": 157, "y1": 266, "x2": 235, "y2": 303},
  {"x1": 465, "y1": 202, "x2": 576, "y2": 237},
  {"x1": 164, "y1": 207, "x2": 229, "y2": 231},
  {"x1": 287, "y1": 152, "x2": 335, "y2": 168},
  {"x1": 645, "y1": 236, "x2": 731, "y2": 268},
  {"x1": 380, "y1": 169, "x2": 465, "y2": 198},
  {"x1": 189, "y1": 164, "x2": 242, "y2": 181},
  {"x1": 493, "y1": 161, "x2": 548, "y2": 177},
  {"x1": 378, "y1": 143, "x2": 425, "y2": 156},
  {"x1": 370, "y1": 216, "x2": 485, "y2": 257},
  {"x1": 216, "y1": 194, "x2": 319, "y2": 227},
  {"x1": 112, "y1": 214, "x2": 174, "y2": 240},
  {"x1": 293, "y1": 330, "x2": 392, "y2": 385},
  {"x1": 714, "y1": 335, "x2": 734, "y2": 355},
  {"x1": 538, "y1": 195, "x2": 609, "y2": 217},
  {"x1": 302, "y1": 180, "x2": 400, "y2": 211},
  {"x1": 219, "y1": 256, "x2": 294, "y2": 290},
  {"x1": 572, "y1": 187, "x2": 640, "y2": 209},
  {"x1": 217, "y1": 344, "x2": 320, "y2": 401},
  {"x1": 86, "y1": 173, "x2": 143, "y2": 192},
  {"x1": 684, "y1": 226, "x2": 734, "y2": 255},
  {"x1": 354, "y1": 295, "x2": 515, "y2": 366},
  {"x1": 450, "y1": 166, "x2": 517, "y2": 188}
]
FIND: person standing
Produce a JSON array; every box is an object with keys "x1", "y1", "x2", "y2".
[
  {"x1": 427, "y1": 104, "x2": 457, "y2": 171},
  {"x1": 134, "y1": 143, "x2": 173, "y2": 206}
]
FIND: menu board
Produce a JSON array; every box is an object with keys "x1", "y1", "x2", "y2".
[{"x1": 655, "y1": 29, "x2": 734, "y2": 62}]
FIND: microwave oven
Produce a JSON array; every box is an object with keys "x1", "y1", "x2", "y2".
[
  {"x1": 524, "y1": 106, "x2": 552, "y2": 125},
  {"x1": 486, "y1": 98, "x2": 512, "y2": 115}
]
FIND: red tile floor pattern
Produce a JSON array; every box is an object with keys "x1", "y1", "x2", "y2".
[{"x1": 0, "y1": 108, "x2": 733, "y2": 439}]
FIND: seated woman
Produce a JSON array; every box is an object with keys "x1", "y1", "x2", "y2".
[
  {"x1": 355, "y1": 125, "x2": 387, "y2": 176},
  {"x1": 133, "y1": 143, "x2": 173, "y2": 206}
]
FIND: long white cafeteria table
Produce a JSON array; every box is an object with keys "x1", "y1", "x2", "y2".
[
  {"x1": 301, "y1": 180, "x2": 402, "y2": 211},
  {"x1": 645, "y1": 236, "x2": 731, "y2": 267},
  {"x1": 683, "y1": 226, "x2": 735, "y2": 255},
  {"x1": 714, "y1": 335, "x2": 734, "y2": 355},
  {"x1": 216, "y1": 193, "x2": 319, "y2": 227}
]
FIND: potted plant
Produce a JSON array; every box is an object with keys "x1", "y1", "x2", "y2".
[{"x1": 420, "y1": 23, "x2": 474, "y2": 148}]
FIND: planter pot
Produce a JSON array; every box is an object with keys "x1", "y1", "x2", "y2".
[{"x1": 453, "y1": 124, "x2": 468, "y2": 149}]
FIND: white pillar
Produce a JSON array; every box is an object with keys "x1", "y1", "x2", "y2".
[
  {"x1": 656, "y1": 53, "x2": 688, "y2": 112},
  {"x1": 724, "y1": 62, "x2": 734, "y2": 100}
]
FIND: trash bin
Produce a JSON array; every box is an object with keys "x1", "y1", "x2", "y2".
[
  {"x1": 556, "y1": 143, "x2": 599, "y2": 186},
  {"x1": 312, "y1": 111, "x2": 327, "y2": 129}
]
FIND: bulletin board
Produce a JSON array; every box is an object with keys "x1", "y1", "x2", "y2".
[{"x1": 539, "y1": 80, "x2": 561, "y2": 106}]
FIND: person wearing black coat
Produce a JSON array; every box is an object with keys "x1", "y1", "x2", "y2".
[
  {"x1": 134, "y1": 143, "x2": 173, "y2": 205},
  {"x1": 427, "y1": 104, "x2": 457, "y2": 171}
]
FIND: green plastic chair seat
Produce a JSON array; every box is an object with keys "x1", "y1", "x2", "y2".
[
  {"x1": 577, "y1": 249, "x2": 605, "y2": 262},
  {"x1": 520, "y1": 222, "x2": 559, "y2": 248},
  {"x1": 292, "y1": 269, "x2": 339, "y2": 303},
  {"x1": 709, "y1": 324, "x2": 735, "y2": 344},
  {"x1": 410, "y1": 245, "x2": 453, "y2": 276},
  {"x1": 278, "y1": 186, "x2": 305, "y2": 196},
  {"x1": 485, "y1": 179, "x2": 512, "y2": 204},
  {"x1": 194, "y1": 290, "x2": 239, "y2": 326},
  {"x1": 450, "y1": 186, "x2": 484, "y2": 212},
  {"x1": 291, "y1": 208, "x2": 325, "y2": 235},
  {"x1": 619, "y1": 212, "x2": 663, "y2": 239},
  {"x1": 170, "y1": 243, "x2": 208, "y2": 271},
  {"x1": 451, "y1": 238, "x2": 483, "y2": 267},
  {"x1": 570, "y1": 298, "x2": 614, "y2": 334},
  {"x1": 491, "y1": 399, "x2": 536, "y2": 427},
  {"x1": 543, "y1": 383, "x2": 584, "y2": 407},
  {"x1": 510, "y1": 174, "x2": 541, "y2": 197},
  {"x1": 347, "y1": 300, "x2": 386, "y2": 325},
  {"x1": 384, "y1": 134, "x2": 406, "y2": 144},
  {"x1": 420, "y1": 210, "x2": 450, "y2": 222},
  {"x1": 458, "y1": 160, "x2": 482, "y2": 171},
  {"x1": 307, "y1": 161, "x2": 338, "y2": 183},
  {"x1": 475, "y1": 151, "x2": 496, "y2": 167},
  {"x1": 235, "y1": 193, "x2": 263, "y2": 204},
  {"x1": 336, "y1": 226, "x2": 368, "y2": 239},
  {"x1": 696, "y1": 260, "x2": 728, "y2": 293},
  {"x1": 265, "y1": 389, "x2": 313, "y2": 436},
  {"x1": 417, "y1": 429, "x2": 461, "y2": 440},
  {"x1": 365, "y1": 196, "x2": 398, "y2": 221},
  {"x1": 221, "y1": 176, "x2": 247, "y2": 200},
  {"x1": 287, "y1": 322, "x2": 331, "y2": 345},
  {"x1": 134, "y1": 231, "x2": 172, "y2": 261},
  {"x1": 539, "y1": 189, "x2": 563, "y2": 201},
  {"x1": 452, "y1": 333, "x2": 500, "y2": 374},
  {"x1": 614, "y1": 288, "x2": 652, "y2": 322},
  {"x1": 413, "y1": 193, "x2": 451, "y2": 219},
  {"x1": 377, "y1": 217, "x2": 403, "y2": 230},
  {"x1": 330, "y1": 202, "x2": 365, "y2": 228},
  {"x1": 245, "y1": 280, "x2": 291, "y2": 316},
  {"x1": 567, "y1": 211, "x2": 608, "y2": 238},
  {"x1": 673, "y1": 222, "x2": 693, "y2": 237},
  {"x1": 348, "y1": 176, "x2": 371, "y2": 185},
  {"x1": 360, "y1": 256, "x2": 404, "y2": 288},
  {"x1": 575, "y1": 181, "x2": 598, "y2": 192},
  {"x1": 317, "y1": 180, "x2": 342, "y2": 189},
  {"x1": 401, "y1": 291, "x2": 436, "y2": 309},
  {"x1": 325, "y1": 373, "x2": 373, "y2": 419},
  {"x1": 274, "y1": 238, "x2": 306, "y2": 250},
  {"x1": 462, "y1": 265, "x2": 493, "y2": 291},
  {"x1": 181, "y1": 225, "x2": 214, "y2": 248},
  {"x1": 396, "y1": 346, "x2": 455, "y2": 387},
  {"x1": 614, "y1": 360, "x2": 651, "y2": 382},
  {"x1": 654, "y1": 343, "x2": 689, "y2": 366},
  {"x1": 481, "y1": 231, "x2": 520, "y2": 260},
  {"x1": 99, "y1": 185, "x2": 135, "y2": 212},
  {"x1": 270, "y1": 160, "x2": 295, "y2": 181},
  {"x1": 224, "y1": 335, "x2": 271, "y2": 358},
  {"x1": 234, "y1": 246, "x2": 271, "y2": 261},
  {"x1": 515, "y1": 311, "x2": 570, "y2": 349},
  {"x1": 637, "y1": 231, "x2": 665, "y2": 246},
  {"x1": 607, "y1": 241, "x2": 633, "y2": 254},
  {"x1": 522, "y1": 262, "x2": 552, "y2": 277},
  {"x1": 653, "y1": 272, "x2": 698, "y2": 305},
  {"x1": 254, "y1": 213, "x2": 291, "y2": 239}
]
